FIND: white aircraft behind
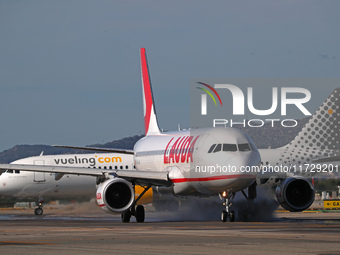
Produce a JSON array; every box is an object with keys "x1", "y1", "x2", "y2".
[
  {"x1": 256, "y1": 87, "x2": 340, "y2": 211},
  {"x1": 0, "y1": 153, "x2": 142, "y2": 215}
]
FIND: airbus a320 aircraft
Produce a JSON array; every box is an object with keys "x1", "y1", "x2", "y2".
[
  {"x1": 0, "y1": 48, "x2": 261, "y2": 222},
  {"x1": 1, "y1": 86, "x2": 339, "y2": 218}
]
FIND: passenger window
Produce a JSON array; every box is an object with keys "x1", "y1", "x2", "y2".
[
  {"x1": 125, "y1": 165, "x2": 128, "y2": 169},
  {"x1": 208, "y1": 144, "x2": 216, "y2": 153},
  {"x1": 115, "y1": 166, "x2": 118, "y2": 170},
  {"x1": 238, "y1": 143, "x2": 251, "y2": 152},
  {"x1": 223, "y1": 144, "x2": 237, "y2": 152},
  {"x1": 213, "y1": 144, "x2": 222, "y2": 153},
  {"x1": 120, "y1": 166, "x2": 123, "y2": 170}
]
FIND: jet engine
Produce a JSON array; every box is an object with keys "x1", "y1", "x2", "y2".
[
  {"x1": 96, "y1": 178, "x2": 134, "y2": 214},
  {"x1": 275, "y1": 177, "x2": 315, "y2": 212}
]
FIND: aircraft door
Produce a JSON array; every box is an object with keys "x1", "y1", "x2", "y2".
[{"x1": 33, "y1": 160, "x2": 46, "y2": 182}]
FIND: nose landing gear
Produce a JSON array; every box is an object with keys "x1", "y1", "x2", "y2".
[
  {"x1": 220, "y1": 182, "x2": 257, "y2": 222},
  {"x1": 220, "y1": 191, "x2": 235, "y2": 222},
  {"x1": 34, "y1": 197, "x2": 44, "y2": 215}
]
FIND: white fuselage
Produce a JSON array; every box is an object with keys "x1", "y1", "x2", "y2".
[
  {"x1": 6, "y1": 136, "x2": 335, "y2": 201},
  {"x1": 134, "y1": 127, "x2": 261, "y2": 196},
  {"x1": 0, "y1": 127, "x2": 262, "y2": 200},
  {"x1": 0, "y1": 153, "x2": 134, "y2": 199}
]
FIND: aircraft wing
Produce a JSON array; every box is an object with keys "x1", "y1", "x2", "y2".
[
  {"x1": 113, "y1": 170, "x2": 171, "y2": 186},
  {"x1": 53, "y1": 145, "x2": 134, "y2": 154},
  {"x1": 0, "y1": 164, "x2": 171, "y2": 186}
]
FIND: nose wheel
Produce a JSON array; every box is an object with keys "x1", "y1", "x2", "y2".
[
  {"x1": 221, "y1": 209, "x2": 235, "y2": 222},
  {"x1": 220, "y1": 182, "x2": 257, "y2": 222},
  {"x1": 220, "y1": 192, "x2": 235, "y2": 222},
  {"x1": 34, "y1": 207, "x2": 43, "y2": 215},
  {"x1": 34, "y1": 197, "x2": 44, "y2": 215}
]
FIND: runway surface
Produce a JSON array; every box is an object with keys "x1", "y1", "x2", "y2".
[{"x1": 1, "y1": 206, "x2": 340, "y2": 255}]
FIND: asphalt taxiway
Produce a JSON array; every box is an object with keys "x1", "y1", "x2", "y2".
[{"x1": 1, "y1": 207, "x2": 340, "y2": 255}]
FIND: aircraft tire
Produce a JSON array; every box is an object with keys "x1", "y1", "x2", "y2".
[
  {"x1": 121, "y1": 210, "x2": 131, "y2": 223},
  {"x1": 221, "y1": 210, "x2": 227, "y2": 222},
  {"x1": 34, "y1": 208, "x2": 43, "y2": 215},
  {"x1": 135, "y1": 205, "x2": 145, "y2": 223}
]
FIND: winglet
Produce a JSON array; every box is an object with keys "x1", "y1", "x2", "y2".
[{"x1": 140, "y1": 48, "x2": 161, "y2": 136}]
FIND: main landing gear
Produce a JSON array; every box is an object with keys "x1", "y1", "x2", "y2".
[
  {"x1": 121, "y1": 204, "x2": 145, "y2": 223},
  {"x1": 34, "y1": 197, "x2": 44, "y2": 215},
  {"x1": 121, "y1": 184, "x2": 151, "y2": 223},
  {"x1": 220, "y1": 182, "x2": 257, "y2": 222}
]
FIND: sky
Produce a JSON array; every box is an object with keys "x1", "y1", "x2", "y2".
[{"x1": 0, "y1": 0, "x2": 340, "y2": 152}]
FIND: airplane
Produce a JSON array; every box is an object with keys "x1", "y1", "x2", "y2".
[
  {"x1": 2, "y1": 86, "x2": 339, "y2": 217},
  {"x1": 1, "y1": 48, "x2": 337, "y2": 222},
  {"x1": 0, "y1": 48, "x2": 262, "y2": 222},
  {"x1": 0, "y1": 152, "x2": 153, "y2": 215}
]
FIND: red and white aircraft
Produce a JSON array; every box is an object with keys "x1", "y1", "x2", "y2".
[
  {"x1": 2, "y1": 85, "x2": 340, "y2": 218},
  {"x1": 0, "y1": 48, "x2": 261, "y2": 222}
]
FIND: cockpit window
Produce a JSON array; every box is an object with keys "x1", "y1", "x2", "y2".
[
  {"x1": 238, "y1": 143, "x2": 251, "y2": 152},
  {"x1": 209, "y1": 143, "x2": 250, "y2": 153},
  {"x1": 213, "y1": 144, "x2": 222, "y2": 153},
  {"x1": 208, "y1": 144, "x2": 216, "y2": 153},
  {"x1": 223, "y1": 144, "x2": 237, "y2": 152}
]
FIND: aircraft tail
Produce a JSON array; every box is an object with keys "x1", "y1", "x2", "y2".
[
  {"x1": 282, "y1": 87, "x2": 340, "y2": 164},
  {"x1": 140, "y1": 48, "x2": 161, "y2": 136}
]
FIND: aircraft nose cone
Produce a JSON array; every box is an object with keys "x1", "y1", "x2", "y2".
[
  {"x1": 233, "y1": 151, "x2": 261, "y2": 177},
  {"x1": 227, "y1": 151, "x2": 259, "y2": 169}
]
